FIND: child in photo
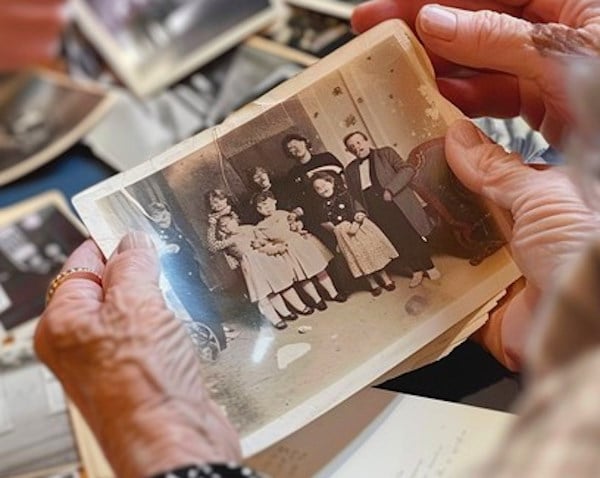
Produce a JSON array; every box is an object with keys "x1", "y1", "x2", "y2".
[
  {"x1": 254, "y1": 190, "x2": 346, "y2": 311},
  {"x1": 312, "y1": 171, "x2": 398, "y2": 296},
  {"x1": 206, "y1": 189, "x2": 241, "y2": 270},
  {"x1": 216, "y1": 214, "x2": 311, "y2": 330}
]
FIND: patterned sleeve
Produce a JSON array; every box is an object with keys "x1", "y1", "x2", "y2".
[
  {"x1": 206, "y1": 217, "x2": 233, "y2": 253},
  {"x1": 152, "y1": 464, "x2": 264, "y2": 478}
]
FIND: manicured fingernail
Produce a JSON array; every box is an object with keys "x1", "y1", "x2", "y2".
[
  {"x1": 118, "y1": 231, "x2": 155, "y2": 252},
  {"x1": 419, "y1": 5, "x2": 458, "y2": 41}
]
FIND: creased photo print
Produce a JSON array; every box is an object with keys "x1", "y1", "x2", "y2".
[{"x1": 74, "y1": 21, "x2": 520, "y2": 456}]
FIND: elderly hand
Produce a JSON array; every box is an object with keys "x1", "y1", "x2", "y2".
[
  {"x1": 35, "y1": 233, "x2": 241, "y2": 478},
  {"x1": 352, "y1": 0, "x2": 600, "y2": 145},
  {"x1": 0, "y1": 0, "x2": 68, "y2": 71},
  {"x1": 445, "y1": 120, "x2": 600, "y2": 370}
]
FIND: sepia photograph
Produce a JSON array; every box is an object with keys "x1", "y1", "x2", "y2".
[
  {"x1": 0, "y1": 70, "x2": 113, "y2": 187},
  {"x1": 0, "y1": 192, "x2": 87, "y2": 333},
  {"x1": 74, "y1": 0, "x2": 278, "y2": 96},
  {"x1": 74, "y1": 21, "x2": 520, "y2": 455}
]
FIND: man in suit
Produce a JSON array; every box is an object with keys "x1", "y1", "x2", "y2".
[{"x1": 344, "y1": 131, "x2": 440, "y2": 288}]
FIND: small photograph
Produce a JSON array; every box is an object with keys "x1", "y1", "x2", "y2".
[
  {"x1": 74, "y1": 21, "x2": 519, "y2": 454},
  {"x1": 0, "y1": 70, "x2": 113, "y2": 187},
  {"x1": 85, "y1": 39, "x2": 305, "y2": 171},
  {"x1": 74, "y1": 0, "x2": 278, "y2": 96},
  {"x1": 266, "y1": 6, "x2": 355, "y2": 58},
  {"x1": 0, "y1": 192, "x2": 87, "y2": 332}
]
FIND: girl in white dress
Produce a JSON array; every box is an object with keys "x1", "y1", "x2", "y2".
[
  {"x1": 254, "y1": 190, "x2": 344, "y2": 311},
  {"x1": 216, "y1": 214, "x2": 312, "y2": 329}
]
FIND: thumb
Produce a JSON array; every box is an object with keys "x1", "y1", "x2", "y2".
[
  {"x1": 103, "y1": 231, "x2": 161, "y2": 292},
  {"x1": 444, "y1": 119, "x2": 537, "y2": 211},
  {"x1": 416, "y1": 5, "x2": 544, "y2": 79}
]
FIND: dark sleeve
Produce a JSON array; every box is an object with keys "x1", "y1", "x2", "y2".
[{"x1": 151, "y1": 464, "x2": 263, "y2": 478}]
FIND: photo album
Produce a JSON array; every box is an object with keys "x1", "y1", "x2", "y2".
[{"x1": 73, "y1": 20, "x2": 521, "y2": 459}]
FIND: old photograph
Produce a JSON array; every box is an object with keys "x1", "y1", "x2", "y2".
[
  {"x1": 0, "y1": 70, "x2": 113, "y2": 187},
  {"x1": 74, "y1": 21, "x2": 520, "y2": 454},
  {"x1": 0, "y1": 193, "x2": 87, "y2": 333},
  {"x1": 0, "y1": 360, "x2": 80, "y2": 478},
  {"x1": 86, "y1": 38, "x2": 306, "y2": 172},
  {"x1": 74, "y1": 0, "x2": 278, "y2": 96}
]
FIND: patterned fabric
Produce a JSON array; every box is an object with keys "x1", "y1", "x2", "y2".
[{"x1": 153, "y1": 464, "x2": 263, "y2": 478}]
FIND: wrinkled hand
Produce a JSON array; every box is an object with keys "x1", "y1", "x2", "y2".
[
  {"x1": 445, "y1": 120, "x2": 600, "y2": 369},
  {"x1": 352, "y1": 0, "x2": 600, "y2": 145},
  {"x1": 0, "y1": 0, "x2": 67, "y2": 70},
  {"x1": 35, "y1": 233, "x2": 241, "y2": 478}
]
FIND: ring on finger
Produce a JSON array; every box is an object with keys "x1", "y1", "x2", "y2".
[{"x1": 46, "y1": 267, "x2": 103, "y2": 305}]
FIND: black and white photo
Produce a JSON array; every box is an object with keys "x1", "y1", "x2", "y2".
[
  {"x1": 0, "y1": 193, "x2": 87, "y2": 332},
  {"x1": 0, "y1": 70, "x2": 112, "y2": 186},
  {"x1": 74, "y1": 0, "x2": 278, "y2": 96},
  {"x1": 74, "y1": 21, "x2": 520, "y2": 455}
]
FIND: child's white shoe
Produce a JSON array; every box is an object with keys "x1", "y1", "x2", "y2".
[{"x1": 409, "y1": 271, "x2": 424, "y2": 288}]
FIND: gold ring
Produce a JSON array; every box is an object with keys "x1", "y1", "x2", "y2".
[{"x1": 46, "y1": 267, "x2": 103, "y2": 305}]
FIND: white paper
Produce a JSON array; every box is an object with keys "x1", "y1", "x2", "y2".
[{"x1": 249, "y1": 387, "x2": 514, "y2": 478}]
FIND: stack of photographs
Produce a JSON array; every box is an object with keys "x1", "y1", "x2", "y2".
[
  {"x1": 0, "y1": 193, "x2": 87, "y2": 478},
  {"x1": 73, "y1": 21, "x2": 520, "y2": 460}
]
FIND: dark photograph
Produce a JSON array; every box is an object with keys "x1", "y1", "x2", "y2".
[
  {"x1": 0, "y1": 71, "x2": 111, "y2": 187},
  {"x1": 0, "y1": 195, "x2": 86, "y2": 331},
  {"x1": 75, "y1": 0, "x2": 277, "y2": 95}
]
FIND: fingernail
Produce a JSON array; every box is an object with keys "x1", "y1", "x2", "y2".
[
  {"x1": 449, "y1": 120, "x2": 486, "y2": 148},
  {"x1": 118, "y1": 231, "x2": 155, "y2": 253},
  {"x1": 419, "y1": 5, "x2": 458, "y2": 41}
]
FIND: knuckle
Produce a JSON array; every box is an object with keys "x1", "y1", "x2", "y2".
[{"x1": 472, "y1": 11, "x2": 519, "y2": 50}]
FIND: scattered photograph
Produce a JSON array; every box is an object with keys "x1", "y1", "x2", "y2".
[
  {"x1": 0, "y1": 192, "x2": 87, "y2": 332},
  {"x1": 74, "y1": 21, "x2": 520, "y2": 455},
  {"x1": 0, "y1": 360, "x2": 79, "y2": 478},
  {"x1": 265, "y1": 6, "x2": 355, "y2": 58},
  {"x1": 74, "y1": 0, "x2": 278, "y2": 96},
  {"x1": 85, "y1": 39, "x2": 305, "y2": 171},
  {"x1": 0, "y1": 70, "x2": 113, "y2": 187}
]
